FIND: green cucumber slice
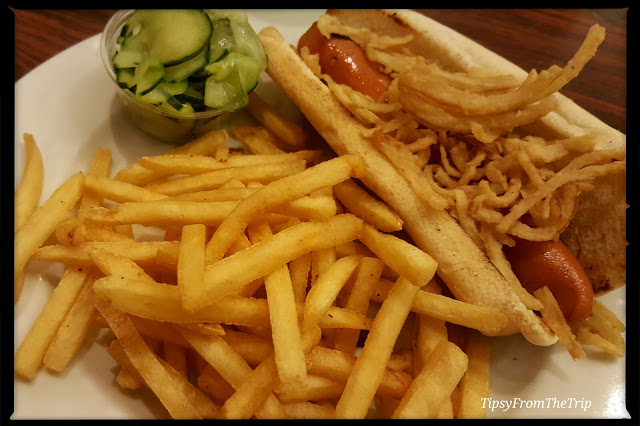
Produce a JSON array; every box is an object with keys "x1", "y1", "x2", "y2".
[
  {"x1": 203, "y1": 53, "x2": 261, "y2": 111},
  {"x1": 177, "y1": 86, "x2": 205, "y2": 106},
  {"x1": 116, "y1": 68, "x2": 136, "y2": 88},
  {"x1": 164, "y1": 45, "x2": 209, "y2": 82},
  {"x1": 160, "y1": 100, "x2": 196, "y2": 115},
  {"x1": 138, "y1": 79, "x2": 189, "y2": 104},
  {"x1": 208, "y1": 18, "x2": 235, "y2": 64},
  {"x1": 205, "y1": 52, "x2": 261, "y2": 93},
  {"x1": 133, "y1": 58, "x2": 165, "y2": 96},
  {"x1": 229, "y1": 20, "x2": 267, "y2": 71},
  {"x1": 113, "y1": 9, "x2": 212, "y2": 68},
  {"x1": 204, "y1": 69, "x2": 248, "y2": 111}
]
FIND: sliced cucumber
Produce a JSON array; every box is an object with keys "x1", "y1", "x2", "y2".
[
  {"x1": 177, "y1": 87, "x2": 205, "y2": 106},
  {"x1": 160, "y1": 100, "x2": 196, "y2": 115},
  {"x1": 203, "y1": 9, "x2": 267, "y2": 70},
  {"x1": 164, "y1": 45, "x2": 209, "y2": 82},
  {"x1": 166, "y1": 96, "x2": 186, "y2": 111},
  {"x1": 116, "y1": 68, "x2": 136, "y2": 88},
  {"x1": 139, "y1": 79, "x2": 189, "y2": 104},
  {"x1": 113, "y1": 33, "x2": 146, "y2": 68},
  {"x1": 229, "y1": 20, "x2": 268, "y2": 71},
  {"x1": 205, "y1": 52, "x2": 261, "y2": 93},
  {"x1": 133, "y1": 58, "x2": 165, "y2": 96},
  {"x1": 208, "y1": 18, "x2": 235, "y2": 64},
  {"x1": 204, "y1": 53, "x2": 261, "y2": 111},
  {"x1": 113, "y1": 9, "x2": 212, "y2": 68},
  {"x1": 204, "y1": 69, "x2": 248, "y2": 111}
]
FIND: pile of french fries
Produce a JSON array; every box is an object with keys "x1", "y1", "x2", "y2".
[{"x1": 12, "y1": 94, "x2": 619, "y2": 419}]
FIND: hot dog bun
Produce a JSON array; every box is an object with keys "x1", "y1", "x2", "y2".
[{"x1": 258, "y1": 24, "x2": 559, "y2": 346}]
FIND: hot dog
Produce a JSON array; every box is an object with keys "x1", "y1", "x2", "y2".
[{"x1": 256, "y1": 9, "x2": 626, "y2": 346}]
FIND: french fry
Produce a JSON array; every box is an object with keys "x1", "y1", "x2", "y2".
[
  {"x1": 55, "y1": 216, "x2": 82, "y2": 245},
  {"x1": 456, "y1": 331, "x2": 491, "y2": 419},
  {"x1": 333, "y1": 179, "x2": 403, "y2": 232},
  {"x1": 271, "y1": 195, "x2": 337, "y2": 222},
  {"x1": 198, "y1": 364, "x2": 236, "y2": 404},
  {"x1": 163, "y1": 342, "x2": 188, "y2": 378},
  {"x1": 84, "y1": 201, "x2": 238, "y2": 227},
  {"x1": 93, "y1": 275, "x2": 372, "y2": 330},
  {"x1": 113, "y1": 224, "x2": 135, "y2": 239},
  {"x1": 33, "y1": 241, "x2": 178, "y2": 268},
  {"x1": 15, "y1": 267, "x2": 89, "y2": 380},
  {"x1": 43, "y1": 270, "x2": 102, "y2": 372},
  {"x1": 289, "y1": 252, "x2": 311, "y2": 304},
  {"x1": 84, "y1": 174, "x2": 168, "y2": 203},
  {"x1": 77, "y1": 148, "x2": 112, "y2": 218},
  {"x1": 372, "y1": 278, "x2": 509, "y2": 335},
  {"x1": 204, "y1": 155, "x2": 366, "y2": 263},
  {"x1": 108, "y1": 340, "x2": 146, "y2": 389},
  {"x1": 116, "y1": 369, "x2": 144, "y2": 389},
  {"x1": 415, "y1": 312, "x2": 449, "y2": 376},
  {"x1": 333, "y1": 257, "x2": 385, "y2": 355},
  {"x1": 178, "y1": 224, "x2": 207, "y2": 312},
  {"x1": 95, "y1": 298, "x2": 201, "y2": 419},
  {"x1": 114, "y1": 129, "x2": 229, "y2": 185},
  {"x1": 221, "y1": 327, "x2": 321, "y2": 419},
  {"x1": 275, "y1": 374, "x2": 345, "y2": 403},
  {"x1": 155, "y1": 355, "x2": 221, "y2": 419},
  {"x1": 387, "y1": 348, "x2": 414, "y2": 372},
  {"x1": 231, "y1": 125, "x2": 287, "y2": 154},
  {"x1": 180, "y1": 322, "x2": 226, "y2": 337},
  {"x1": 359, "y1": 224, "x2": 437, "y2": 287},
  {"x1": 534, "y1": 286, "x2": 586, "y2": 359},
  {"x1": 335, "y1": 277, "x2": 420, "y2": 418},
  {"x1": 129, "y1": 316, "x2": 191, "y2": 348},
  {"x1": 392, "y1": 341, "x2": 469, "y2": 419},
  {"x1": 335, "y1": 240, "x2": 375, "y2": 258},
  {"x1": 15, "y1": 172, "x2": 85, "y2": 301},
  {"x1": 85, "y1": 246, "x2": 156, "y2": 283},
  {"x1": 15, "y1": 133, "x2": 44, "y2": 231},
  {"x1": 140, "y1": 151, "x2": 322, "y2": 175},
  {"x1": 247, "y1": 92, "x2": 308, "y2": 148},
  {"x1": 213, "y1": 143, "x2": 230, "y2": 161},
  {"x1": 220, "y1": 330, "x2": 274, "y2": 367},
  {"x1": 246, "y1": 221, "x2": 307, "y2": 384},
  {"x1": 169, "y1": 186, "x2": 259, "y2": 202},
  {"x1": 198, "y1": 214, "x2": 364, "y2": 308},
  {"x1": 72, "y1": 222, "x2": 136, "y2": 245},
  {"x1": 306, "y1": 346, "x2": 412, "y2": 400},
  {"x1": 311, "y1": 247, "x2": 336, "y2": 286},
  {"x1": 302, "y1": 256, "x2": 361, "y2": 332},
  {"x1": 144, "y1": 161, "x2": 306, "y2": 196},
  {"x1": 177, "y1": 327, "x2": 288, "y2": 419}
]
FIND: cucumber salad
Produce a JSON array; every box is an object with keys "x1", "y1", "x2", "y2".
[{"x1": 112, "y1": 9, "x2": 267, "y2": 114}]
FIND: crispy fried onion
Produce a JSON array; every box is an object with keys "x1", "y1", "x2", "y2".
[
  {"x1": 298, "y1": 20, "x2": 624, "y2": 301},
  {"x1": 398, "y1": 24, "x2": 606, "y2": 143}
]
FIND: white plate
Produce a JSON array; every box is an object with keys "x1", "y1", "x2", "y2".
[{"x1": 13, "y1": 9, "x2": 628, "y2": 420}]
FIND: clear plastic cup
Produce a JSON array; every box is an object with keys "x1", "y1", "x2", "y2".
[{"x1": 100, "y1": 9, "x2": 228, "y2": 145}]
